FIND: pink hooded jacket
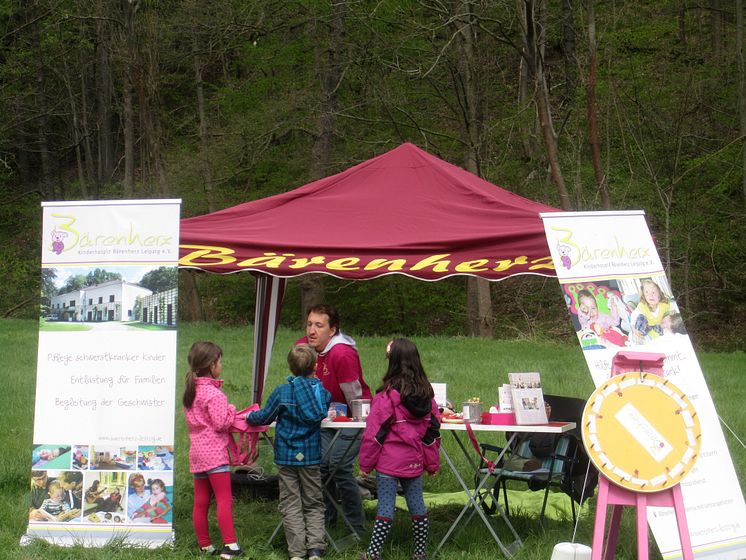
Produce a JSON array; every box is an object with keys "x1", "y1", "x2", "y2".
[
  {"x1": 359, "y1": 388, "x2": 441, "y2": 478},
  {"x1": 184, "y1": 377, "x2": 237, "y2": 473}
]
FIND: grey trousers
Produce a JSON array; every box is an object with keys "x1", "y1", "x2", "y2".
[
  {"x1": 277, "y1": 464, "x2": 326, "y2": 557},
  {"x1": 321, "y1": 427, "x2": 366, "y2": 534}
]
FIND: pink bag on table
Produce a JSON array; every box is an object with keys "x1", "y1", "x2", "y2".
[{"x1": 227, "y1": 404, "x2": 268, "y2": 467}]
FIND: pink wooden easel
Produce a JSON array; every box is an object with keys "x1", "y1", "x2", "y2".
[
  {"x1": 590, "y1": 351, "x2": 694, "y2": 560},
  {"x1": 591, "y1": 475, "x2": 693, "y2": 560}
]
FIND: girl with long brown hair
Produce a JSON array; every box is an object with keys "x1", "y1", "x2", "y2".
[
  {"x1": 360, "y1": 338, "x2": 441, "y2": 560},
  {"x1": 183, "y1": 341, "x2": 243, "y2": 558}
]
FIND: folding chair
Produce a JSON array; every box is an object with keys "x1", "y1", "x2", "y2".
[{"x1": 475, "y1": 395, "x2": 597, "y2": 525}]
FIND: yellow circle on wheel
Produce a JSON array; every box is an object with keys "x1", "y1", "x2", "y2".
[{"x1": 581, "y1": 372, "x2": 701, "y2": 493}]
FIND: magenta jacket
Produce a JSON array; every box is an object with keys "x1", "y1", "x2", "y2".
[
  {"x1": 184, "y1": 377, "x2": 237, "y2": 473},
  {"x1": 359, "y1": 387, "x2": 441, "y2": 478}
]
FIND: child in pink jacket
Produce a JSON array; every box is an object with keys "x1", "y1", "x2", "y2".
[
  {"x1": 183, "y1": 341, "x2": 244, "y2": 559},
  {"x1": 359, "y1": 338, "x2": 441, "y2": 560}
]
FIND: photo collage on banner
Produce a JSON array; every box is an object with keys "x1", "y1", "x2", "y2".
[
  {"x1": 541, "y1": 211, "x2": 746, "y2": 560},
  {"x1": 25, "y1": 200, "x2": 180, "y2": 547},
  {"x1": 563, "y1": 274, "x2": 684, "y2": 357}
]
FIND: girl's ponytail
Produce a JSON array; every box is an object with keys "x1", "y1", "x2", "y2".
[{"x1": 182, "y1": 370, "x2": 197, "y2": 408}]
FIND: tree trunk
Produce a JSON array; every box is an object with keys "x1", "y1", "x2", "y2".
[
  {"x1": 152, "y1": 120, "x2": 169, "y2": 197},
  {"x1": 516, "y1": 0, "x2": 539, "y2": 161},
  {"x1": 33, "y1": 24, "x2": 55, "y2": 200},
  {"x1": 737, "y1": 0, "x2": 746, "y2": 204},
  {"x1": 79, "y1": 68, "x2": 97, "y2": 197},
  {"x1": 181, "y1": 271, "x2": 205, "y2": 321},
  {"x1": 561, "y1": 0, "x2": 577, "y2": 104},
  {"x1": 123, "y1": 80, "x2": 135, "y2": 197},
  {"x1": 662, "y1": 187, "x2": 672, "y2": 285},
  {"x1": 460, "y1": 1, "x2": 482, "y2": 177},
  {"x1": 711, "y1": 0, "x2": 722, "y2": 58},
  {"x1": 573, "y1": 135, "x2": 583, "y2": 208},
  {"x1": 455, "y1": 0, "x2": 493, "y2": 338},
  {"x1": 121, "y1": 0, "x2": 138, "y2": 198},
  {"x1": 300, "y1": 276, "x2": 326, "y2": 319},
  {"x1": 182, "y1": 25, "x2": 214, "y2": 322},
  {"x1": 115, "y1": 0, "x2": 139, "y2": 198},
  {"x1": 95, "y1": 4, "x2": 114, "y2": 185},
  {"x1": 466, "y1": 277, "x2": 492, "y2": 338},
  {"x1": 524, "y1": 0, "x2": 572, "y2": 210},
  {"x1": 682, "y1": 227, "x2": 691, "y2": 310},
  {"x1": 193, "y1": 35, "x2": 215, "y2": 211},
  {"x1": 140, "y1": 13, "x2": 169, "y2": 197},
  {"x1": 586, "y1": 0, "x2": 610, "y2": 209},
  {"x1": 15, "y1": 116, "x2": 32, "y2": 189},
  {"x1": 678, "y1": 0, "x2": 687, "y2": 44},
  {"x1": 62, "y1": 53, "x2": 88, "y2": 199}
]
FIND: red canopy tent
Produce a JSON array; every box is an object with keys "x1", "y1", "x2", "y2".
[{"x1": 179, "y1": 143, "x2": 559, "y2": 401}]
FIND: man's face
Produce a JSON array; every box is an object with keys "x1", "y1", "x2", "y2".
[{"x1": 306, "y1": 311, "x2": 336, "y2": 351}]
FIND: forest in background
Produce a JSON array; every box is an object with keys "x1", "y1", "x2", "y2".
[{"x1": 1, "y1": 0, "x2": 744, "y2": 350}]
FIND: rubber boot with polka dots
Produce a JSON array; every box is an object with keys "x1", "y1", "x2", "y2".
[
  {"x1": 411, "y1": 514, "x2": 429, "y2": 560},
  {"x1": 361, "y1": 516, "x2": 392, "y2": 560}
]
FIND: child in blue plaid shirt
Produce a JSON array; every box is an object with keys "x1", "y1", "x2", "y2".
[{"x1": 247, "y1": 344, "x2": 331, "y2": 560}]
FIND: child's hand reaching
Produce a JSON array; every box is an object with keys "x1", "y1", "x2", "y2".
[
  {"x1": 244, "y1": 403, "x2": 260, "y2": 424},
  {"x1": 359, "y1": 470, "x2": 370, "y2": 479}
]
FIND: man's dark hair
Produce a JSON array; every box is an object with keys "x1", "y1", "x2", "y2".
[{"x1": 307, "y1": 303, "x2": 340, "y2": 333}]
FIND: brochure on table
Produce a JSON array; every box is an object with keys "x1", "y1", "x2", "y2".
[
  {"x1": 24, "y1": 199, "x2": 180, "y2": 548},
  {"x1": 541, "y1": 210, "x2": 746, "y2": 560},
  {"x1": 498, "y1": 384, "x2": 513, "y2": 413},
  {"x1": 431, "y1": 383, "x2": 448, "y2": 408},
  {"x1": 508, "y1": 372, "x2": 548, "y2": 425}
]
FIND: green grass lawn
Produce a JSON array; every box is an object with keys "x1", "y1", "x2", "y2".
[{"x1": 2, "y1": 319, "x2": 744, "y2": 560}]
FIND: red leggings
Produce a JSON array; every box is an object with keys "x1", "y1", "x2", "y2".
[{"x1": 192, "y1": 471, "x2": 236, "y2": 547}]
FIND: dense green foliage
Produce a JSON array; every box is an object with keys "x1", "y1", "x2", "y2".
[
  {"x1": 139, "y1": 267, "x2": 178, "y2": 293},
  {"x1": 0, "y1": 1, "x2": 744, "y2": 348}
]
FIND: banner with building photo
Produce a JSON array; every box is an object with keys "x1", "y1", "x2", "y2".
[
  {"x1": 24, "y1": 199, "x2": 180, "y2": 547},
  {"x1": 540, "y1": 210, "x2": 746, "y2": 560}
]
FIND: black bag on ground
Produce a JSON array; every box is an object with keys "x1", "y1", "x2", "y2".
[{"x1": 230, "y1": 467, "x2": 279, "y2": 501}]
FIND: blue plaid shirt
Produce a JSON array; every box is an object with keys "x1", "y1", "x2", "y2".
[{"x1": 247, "y1": 375, "x2": 331, "y2": 466}]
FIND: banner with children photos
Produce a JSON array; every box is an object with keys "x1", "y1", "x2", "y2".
[
  {"x1": 24, "y1": 200, "x2": 180, "y2": 547},
  {"x1": 541, "y1": 210, "x2": 746, "y2": 560}
]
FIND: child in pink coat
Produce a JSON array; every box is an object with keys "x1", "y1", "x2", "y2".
[
  {"x1": 359, "y1": 338, "x2": 441, "y2": 560},
  {"x1": 183, "y1": 341, "x2": 243, "y2": 558}
]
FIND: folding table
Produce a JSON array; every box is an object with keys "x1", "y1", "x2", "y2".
[{"x1": 437, "y1": 421, "x2": 576, "y2": 558}]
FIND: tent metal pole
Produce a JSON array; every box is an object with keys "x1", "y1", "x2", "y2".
[{"x1": 252, "y1": 273, "x2": 287, "y2": 404}]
